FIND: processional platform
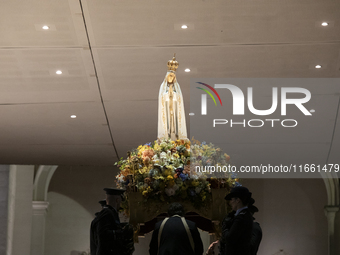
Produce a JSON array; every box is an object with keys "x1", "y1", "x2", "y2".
[{"x1": 128, "y1": 188, "x2": 229, "y2": 236}]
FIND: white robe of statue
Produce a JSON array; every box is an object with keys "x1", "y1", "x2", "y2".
[{"x1": 157, "y1": 71, "x2": 187, "y2": 140}]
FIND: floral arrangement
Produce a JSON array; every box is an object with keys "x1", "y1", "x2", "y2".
[{"x1": 115, "y1": 138, "x2": 240, "y2": 212}]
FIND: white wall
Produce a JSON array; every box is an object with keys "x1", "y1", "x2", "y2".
[
  {"x1": 45, "y1": 165, "x2": 117, "y2": 255},
  {"x1": 7, "y1": 165, "x2": 34, "y2": 255},
  {"x1": 242, "y1": 178, "x2": 328, "y2": 255},
  {"x1": 0, "y1": 165, "x2": 9, "y2": 255},
  {"x1": 45, "y1": 192, "x2": 93, "y2": 255}
]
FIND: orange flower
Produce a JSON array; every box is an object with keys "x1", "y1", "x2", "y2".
[
  {"x1": 183, "y1": 165, "x2": 191, "y2": 175},
  {"x1": 142, "y1": 149, "x2": 154, "y2": 160},
  {"x1": 122, "y1": 169, "x2": 131, "y2": 176},
  {"x1": 224, "y1": 154, "x2": 230, "y2": 161},
  {"x1": 143, "y1": 157, "x2": 151, "y2": 165}
]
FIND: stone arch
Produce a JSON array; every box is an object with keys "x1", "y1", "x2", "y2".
[
  {"x1": 321, "y1": 172, "x2": 339, "y2": 255},
  {"x1": 33, "y1": 165, "x2": 58, "y2": 201},
  {"x1": 31, "y1": 165, "x2": 58, "y2": 255},
  {"x1": 321, "y1": 172, "x2": 340, "y2": 206}
]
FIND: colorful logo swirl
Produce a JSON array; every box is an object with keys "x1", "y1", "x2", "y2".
[{"x1": 196, "y1": 82, "x2": 222, "y2": 106}]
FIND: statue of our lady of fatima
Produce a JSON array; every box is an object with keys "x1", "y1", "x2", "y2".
[{"x1": 157, "y1": 55, "x2": 187, "y2": 140}]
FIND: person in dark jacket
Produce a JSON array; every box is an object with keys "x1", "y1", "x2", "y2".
[
  {"x1": 149, "y1": 202, "x2": 204, "y2": 255},
  {"x1": 206, "y1": 186, "x2": 253, "y2": 255},
  {"x1": 90, "y1": 188, "x2": 132, "y2": 255},
  {"x1": 90, "y1": 199, "x2": 107, "y2": 255},
  {"x1": 248, "y1": 202, "x2": 262, "y2": 255}
]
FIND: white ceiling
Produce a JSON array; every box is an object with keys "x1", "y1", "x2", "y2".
[{"x1": 0, "y1": 0, "x2": 340, "y2": 167}]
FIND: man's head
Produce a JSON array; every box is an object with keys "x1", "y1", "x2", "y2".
[
  {"x1": 168, "y1": 202, "x2": 185, "y2": 217},
  {"x1": 103, "y1": 188, "x2": 125, "y2": 210},
  {"x1": 225, "y1": 186, "x2": 252, "y2": 211}
]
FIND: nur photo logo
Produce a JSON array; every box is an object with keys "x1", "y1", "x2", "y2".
[{"x1": 195, "y1": 82, "x2": 312, "y2": 128}]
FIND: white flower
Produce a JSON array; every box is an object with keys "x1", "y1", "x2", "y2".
[
  {"x1": 195, "y1": 187, "x2": 202, "y2": 194},
  {"x1": 152, "y1": 154, "x2": 160, "y2": 164},
  {"x1": 190, "y1": 170, "x2": 204, "y2": 180},
  {"x1": 117, "y1": 175, "x2": 125, "y2": 182},
  {"x1": 160, "y1": 152, "x2": 167, "y2": 159},
  {"x1": 173, "y1": 184, "x2": 179, "y2": 191},
  {"x1": 197, "y1": 172, "x2": 204, "y2": 179},
  {"x1": 190, "y1": 174, "x2": 198, "y2": 180}
]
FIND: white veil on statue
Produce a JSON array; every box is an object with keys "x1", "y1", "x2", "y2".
[{"x1": 157, "y1": 55, "x2": 187, "y2": 140}]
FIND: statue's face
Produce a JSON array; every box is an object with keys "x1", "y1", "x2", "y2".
[{"x1": 167, "y1": 73, "x2": 176, "y2": 84}]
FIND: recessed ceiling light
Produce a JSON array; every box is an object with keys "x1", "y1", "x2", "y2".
[
  {"x1": 185, "y1": 68, "x2": 191, "y2": 72},
  {"x1": 189, "y1": 113, "x2": 195, "y2": 116},
  {"x1": 42, "y1": 25, "x2": 50, "y2": 30},
  {"x1": 181, "y1": 25, "x2": 188, "y2": 29},
  {"x1": 310, "y1": 109, "x2": 315, "y2": 113},
  {"x1": 321, "y1": 22, "x2": 329, "y2": 27},
  {"x1": 71, "y1": 115, "x2": 77, "y2": 118},
  {"x1": 56, "y1": 70, "x2": 62, "y2": 74},
  {"x1": 315, "y1": 65, "x2": 322, "y2": 69}
]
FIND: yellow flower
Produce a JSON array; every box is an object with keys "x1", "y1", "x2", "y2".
[
  {"x1": 202, "y1": 196, "x2": 206, "y2": 201},
  {"x1": 154, "y1": 143, "x2": 161, "y2": 151},
  {"x1": 142, "y1": 186, "x2": 152, "y2": 196},
  {"x1": 192, "y1": 180, "x2": 199, "y2": 187},
  {"x1": 139, "y1": 167, "x2": 149, "y2": 174},
  {"x1": 138, "y1": 145, "x2": 148, "y2": 153},
  {"x1": 163, "y1": 169, "x2": 171, "y2": 177},
  {"x1": 167, "y1": 175, "x2": 173, "y2": 180}
]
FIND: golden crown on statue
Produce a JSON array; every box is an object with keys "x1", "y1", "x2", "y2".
[{"x1": 167, "y1": 54, "x2": 179, "y2": 71}]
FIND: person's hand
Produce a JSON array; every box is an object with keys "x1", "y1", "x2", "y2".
[{"x1": 206, "y1": 240, "x2": 219, "y2": 255}]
